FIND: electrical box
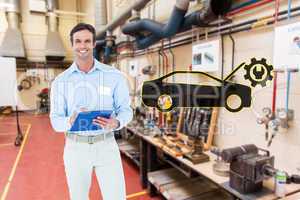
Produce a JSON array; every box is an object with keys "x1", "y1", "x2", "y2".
[
  {"x1": 192, "y1": 38, "x2": 221, "y2": 72},
  {"x1": 273, "y1": 21, "x2": 300, "y2": 70}
]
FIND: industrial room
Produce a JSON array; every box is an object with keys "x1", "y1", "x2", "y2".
[{"x1": 1, "y1": 0, "x2": 300, "y2": 199}]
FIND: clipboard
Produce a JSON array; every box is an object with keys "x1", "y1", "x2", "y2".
[{"x1": 69, "y1": 110, "x2": 113, "y2": 132}]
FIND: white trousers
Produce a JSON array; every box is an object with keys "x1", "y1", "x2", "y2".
[{"x1": 63, "y1": 135, "x2": 126, "y2": 200}]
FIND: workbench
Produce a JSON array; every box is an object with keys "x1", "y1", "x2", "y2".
[{"x1": 118, "y1": 127, "x2": 300, "y2": 200}]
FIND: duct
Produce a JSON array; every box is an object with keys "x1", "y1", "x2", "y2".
[
  {"x1": 46, "y1": 0, "x2": 57, "y2": 12},
  {"x1": 179, "y1": 0, "x2": 232, "y2": 32},
  {"x1": 95, "y1": 0, "x2": 152, "y2": 40},
  {"x1": 95, "y1": 0, "x2": 107, "y2": 30},
  {"x1": 45, "y1": 0, "x2": 65, "y2": 61},
  {"x1": 123, "y1": 0, "x2": 232, "y2": 49},
  {"x1": 0, "y1": 0, "x2": 25, "y2": 58},
  {"x1": 122, "y1": 0, "x2": 190, "y2": 49}
]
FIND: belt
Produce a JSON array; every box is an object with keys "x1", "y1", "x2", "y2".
[{"x1": 65, "y1": 132, "x2": 113, "y2": 144}]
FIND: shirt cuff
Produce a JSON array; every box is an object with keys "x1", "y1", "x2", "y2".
[{"x1": 114, "y1": 117, "x2": 123, "y2": 131}]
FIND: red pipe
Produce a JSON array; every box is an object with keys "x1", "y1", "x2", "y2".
[
  {"x1": 272, "y1": 72, "x2": 277, "y2": 116},
  {"x1": 227, "y1": 0, "x2": 274, "y2": 16}
]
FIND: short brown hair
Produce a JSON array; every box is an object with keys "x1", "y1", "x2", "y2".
[{"x1": 69, "y1": 23, "x2": 96, "y2": 44}]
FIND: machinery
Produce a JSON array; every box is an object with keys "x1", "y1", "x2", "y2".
[
  {"x1": 182, "y1": 108, "x2": 210, "y2": 164},
  {"x1": 37, "y1": 88, "x2": 50, "y2": 113},
  {"x1": 212, "y1": 144, "x2": 274, "y2": 194},
  {"x1": 212, "y1": 144, "x2": 300, "y2": 194}
]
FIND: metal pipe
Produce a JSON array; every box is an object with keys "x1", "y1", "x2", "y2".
[
  {"x1": 288, "y1": 0, "x2": 292, "y2": 19},
  {"x1": 274, "y1": 0, "x2": 280, "y2": 22},
  {"x1": 95, "y1": 0, "x2": 107, "y2": 30},
  {"x1": 96, "y1": 0, "x2": 152, "y2": 40},
  {"x1": 5, "y1": 0, "x2": 20, "y2": 12},
  {"x1": 127, "y1": 0, "x2": 232, "y2": 49},
  {"x1": 6, "y1": 11, "x2": 19, "y2": 29},
  {"x1": 227, "y1": 0, "x2": 274, "y2": 16},
  {"x1": 46, "y1": 0, "x2": 58, "y2": 12},
  {"x1": 0, "y1": 0, "x2": 25, "y2": 58},
  {"x1": 48, "y1": 12, "x2": 58, "y2": 32},
  {"x1": 229, "y1": 33, "x2": 235, "y2": 71},
  {"x1": 272, "y1": 72, "x2": 277, "y2": 116},
  {"x1": 286, "y1": 70, "x2": 291, "y2": 113},
  {"x1": 230, "y1": 0, "x2": 261, "y2": 11},
  {"x1": 122, "y1": 0, "x2": 190, "y2": 49},
  {"x1": 133, "y1": 6, "x2": 300, "y2": 57},
  {"x1": 45, "y1": 0, "x2": 65, "y2": 60}
]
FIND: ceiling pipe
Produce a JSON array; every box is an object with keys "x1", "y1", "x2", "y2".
[
  {"x1": 0, "y1": 0, "x2": 26, "y2": 58},
  {"x1": 122, "y1": 0, "x2": 232, "y2": 49},
  {"x1": 95, "y1": 0, "x2": 152, "y2": 40},
  {"x1": 122, "y1": 0, "x2": 190, "y2": 38},
  {"x1": 45, "y1": 0, "x2": 66, "y2": 61}
]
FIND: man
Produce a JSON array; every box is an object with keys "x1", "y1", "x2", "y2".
[{"x1": 50, "y1": 23, "x2": 132, "y2": 200}]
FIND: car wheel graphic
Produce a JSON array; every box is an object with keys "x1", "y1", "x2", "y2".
[
  {"x1": 157, "y1": 94, "x2": 173, "y2": 112},
  {"x1": 225, "y1": 93, "x2": 243, "y2": 112}
]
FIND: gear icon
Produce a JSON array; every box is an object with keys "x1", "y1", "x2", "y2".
[{"x1": 244, "y1": 58, "x2": 273, "y2": 87}]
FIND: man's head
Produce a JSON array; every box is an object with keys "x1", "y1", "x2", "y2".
[{"x1": 69, "y1": 23, "x2": 96, "y2": 61}]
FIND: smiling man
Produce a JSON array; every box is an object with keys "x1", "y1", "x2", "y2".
[{"x1": 49, "y1": 23, "x2": 132, "y2": 200}]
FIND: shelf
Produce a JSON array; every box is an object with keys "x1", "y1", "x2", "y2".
[
  {"x1": 117, "y1": 139, "x2": 140, "y2": 167},
  {"x1": 148, "y1": 168, "x2": 232, "y2": 200}
]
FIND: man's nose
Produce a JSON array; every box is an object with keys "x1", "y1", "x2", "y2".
[{"x1": 79, "y1": 42, "x2": 86, "y2": 49}]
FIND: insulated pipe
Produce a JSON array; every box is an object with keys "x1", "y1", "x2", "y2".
[
  {"x1": 134, "y1": 6, "x2": 300, "y2": 57},
  {"x1": 96, "y1": 0, "x2": 152, "y2": 40},
  {"x1": 122, "y1": 1, "x2": 189, "y2": 49},
  {"x1": 180, "y1": 0, "x2": 232, "y2": 32},
  {"x1": 125, "y1": 0, "x2": 232, "y2": 49},
  {"x1": 122, "y1": 0, "x2": 189, "y2": 37}
]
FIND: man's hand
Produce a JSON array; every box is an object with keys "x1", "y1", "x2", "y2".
[
  {"x1": 69, "y1": 111, "x2": 77, "y2": 127},
  {"x1": 93, "y1": 117, "x2": 120, "y2": 130},
  {"x1": 69, "y1": 108, "x2": 88, "y2": 127}
]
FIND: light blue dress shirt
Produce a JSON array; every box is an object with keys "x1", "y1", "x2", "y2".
[{"x1": 49, "y1": 59, "x2": 133, "y2": 135}]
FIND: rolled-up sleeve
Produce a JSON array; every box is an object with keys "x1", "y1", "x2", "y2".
[
  {"x1": 49, "y1": 80, "x2": 70, "y2": 132},
  {"x1": 113, "y1": 75, "x2": 133, "y2": 130}
]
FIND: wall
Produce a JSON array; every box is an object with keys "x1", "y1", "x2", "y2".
[
  {"x1": 114, "y1": 0, "x2": 300, "y2": 174},
  {"x1": 0, "y1": 0, "x2": 94, "y2": 110}
]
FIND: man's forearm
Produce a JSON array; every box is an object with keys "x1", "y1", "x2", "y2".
[
  {"x1": 115, "y1": 108, "x2": 133, "y2": 130},
  {"x1": 50, "y1": 115, "x2": 70, "y2": 132}
]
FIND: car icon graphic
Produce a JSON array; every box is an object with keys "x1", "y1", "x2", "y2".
[{"x1": 142, "y1": 63, "x2": 251, "y2": 112}]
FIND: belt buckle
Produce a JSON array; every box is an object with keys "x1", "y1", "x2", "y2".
[{"x1": 88, "y1": 136, "x2": 94, "y2": 144}]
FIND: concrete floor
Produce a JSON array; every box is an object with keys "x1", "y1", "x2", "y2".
[{"x1": 0, "y1": 113, "x2": 162, "y2": 200}]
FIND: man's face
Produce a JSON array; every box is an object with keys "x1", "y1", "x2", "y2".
[{"x1": 72, "y1": 29, "x2": 95, "y2": 60}]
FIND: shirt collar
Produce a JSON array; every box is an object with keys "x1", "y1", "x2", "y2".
[{"x1": 68, "y1": 59, "x2": 104, "y2": 75}]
